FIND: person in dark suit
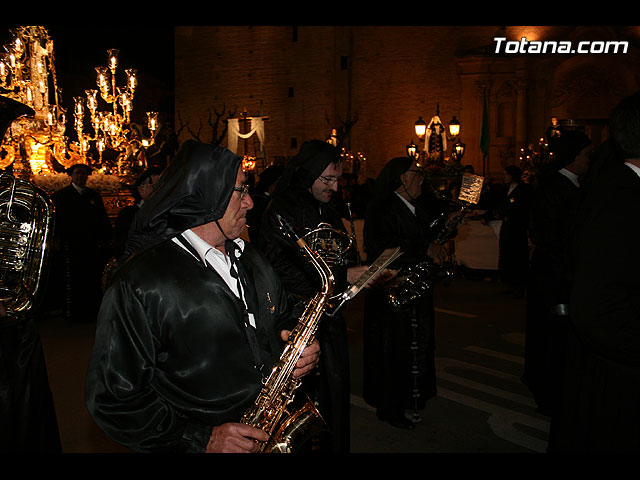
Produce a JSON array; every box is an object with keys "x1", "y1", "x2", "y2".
[
  {"x1": 523, "y1": 130, "x2": 592, "y2": 415},
  {"x1": 549, "y1": 92, "x2": 640, "y2": 452},
  {"x1": 50, "y1": 164, "x2": 113, "y2": 322},
  {"x1": 497, "y1": 165, "x2": 531, "y2": 298}
]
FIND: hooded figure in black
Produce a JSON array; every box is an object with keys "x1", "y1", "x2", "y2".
[
  {"x1": 85, "y1": 141, "x2": 319, "y2": 453},
  {"x1": 258, "y1": 140, "x2": 367, "y2": 453},
  {"x1": 362, "y1": 157, "x2": 445, "y2": 429}
]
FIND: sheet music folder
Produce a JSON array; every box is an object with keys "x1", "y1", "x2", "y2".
[{"x1": 327, "y1": 246, "x2": 403, "y2": 316}]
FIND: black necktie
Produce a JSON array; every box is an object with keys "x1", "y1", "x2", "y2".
[{"x1": 224, "y1": 239, "x2": 263, "y2": 372}]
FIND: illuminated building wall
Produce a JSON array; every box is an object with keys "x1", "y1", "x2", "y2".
[{"x1": 175, "y1": 26, "x2": 640, "y2": 180}]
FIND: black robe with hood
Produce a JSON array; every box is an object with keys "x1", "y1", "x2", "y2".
[
  {"x1": 258, "y1": 140, "x2": 352, "y2": 452},
  {"x1": 362, "y1": 157, "x2": 445, "y2": 420},
  {"x1": 85, "y1": 141, "x2": 294, "y2": 453}
]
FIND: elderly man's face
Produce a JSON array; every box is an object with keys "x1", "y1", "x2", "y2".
[
  {"x1": 192, "y1": 166, "x2": 253, "y2": 249},
  {"x1": 398, "y1": 162, "x2": 424, "y2": 200},
  {"x1": 217, "y1": 166, "x2": 254, "y2": 240},
  {"x1": 310, "y1": 161, "x2": 343, "y2": 203}
]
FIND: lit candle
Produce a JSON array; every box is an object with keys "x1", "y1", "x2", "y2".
[{"x1": 107, "y1": 49, "x2": 119, "y2": 70}]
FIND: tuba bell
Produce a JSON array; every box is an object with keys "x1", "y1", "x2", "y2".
[{"x1": 0, "y1": 96, "x2": 55, "y2": 316}]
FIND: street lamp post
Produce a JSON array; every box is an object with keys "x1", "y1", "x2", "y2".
[{"x1": 411, "y1": 111, "x2": 464, "y2": 164}]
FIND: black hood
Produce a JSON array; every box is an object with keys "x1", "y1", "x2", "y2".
[
  {"x1": 124, "y1": 140, "x2": 242, "y2": 259},
  {"x1": 273, "y1": 140, "x2": 341, "y2": 197},
  {"x1": 366, "y1": 156, "x2": 413, "y2": 214}
]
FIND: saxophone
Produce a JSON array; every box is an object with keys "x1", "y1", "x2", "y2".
[{"x1": 241, "y1": 214, "x2": 335, "y2": 453}]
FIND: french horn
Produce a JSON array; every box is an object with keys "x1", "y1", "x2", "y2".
[
  {"x1": 302, "y1": 222, "x2": 354, "y2": 267},
  {"x1": 301, "y1": 202, "x2": 360, "y2": 268}
]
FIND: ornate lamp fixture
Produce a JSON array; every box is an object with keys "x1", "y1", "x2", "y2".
[
  {"x1": 448, "y1": 116, "x2": 460, "y2": 137},
  {"x1": 0, "y1": 26, "x2": 69, "y2": 179},
  {"x1": 414, "y1": 116, "x2": 426, "y2": 139},
  {"x1": 448, "y1": 115, "x2": 465, "y2": 163},
  {"x1": 406, "y1": 140, "x2": 419, "y2": 163},
  {"x1": 73, "y1": 48, "x2": 158, "y2": 179},
  {"x1": 412, "y1": 108, "x2": 464, "y2": 164}
]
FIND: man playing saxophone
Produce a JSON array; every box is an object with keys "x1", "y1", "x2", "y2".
[
  {"x1": 258, "y1": 140, "x2": 370, "y2": 453},
  {"x1": 85, "y1": 141, "x2": 320, "y2": 453}
]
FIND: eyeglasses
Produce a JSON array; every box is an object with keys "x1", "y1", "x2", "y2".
[
  {"x1": 233, "y1": 183, "x2": 250, "y2": 199},
  {"x1": 318, "y1": 175, "x2": 340, "y2": 186}
]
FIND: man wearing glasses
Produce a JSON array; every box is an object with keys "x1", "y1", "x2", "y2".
[
  {"x1": 86, "y1": 141, "x2": 320, "y2": 453},
  {"x1": 258, "y1": 140, "x2": 369, "y2": 453}
]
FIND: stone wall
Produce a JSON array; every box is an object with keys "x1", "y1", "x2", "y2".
[{"x1": 175, "y1": 26, "x2": 640, "y2": 181}]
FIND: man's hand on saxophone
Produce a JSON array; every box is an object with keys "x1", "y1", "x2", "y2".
[
  {"x1": 205, "y1": 331, "x2": 321, "y2": 453},
  {"x1": 281, "y1": 329, "x2": 321, "y2": 379},
  {"x1": 206, "y1": 422, "x2": 269, "y2": 453}
]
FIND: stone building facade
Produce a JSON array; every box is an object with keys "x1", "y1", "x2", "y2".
[{"x1": 175, "y1": 25, "x2": 640, "y2": 181}]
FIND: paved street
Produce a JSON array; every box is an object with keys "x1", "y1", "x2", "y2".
[
  {"x1": 37, "y1": 273, "x2": 549, "y2": 454},
  {"x1": 346, "y1": 275, "x2": 549, "y2": 454}
]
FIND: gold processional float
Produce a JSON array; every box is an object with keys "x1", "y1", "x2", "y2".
[
  {"x1": 0, "y1": 25, "x2": 162, "y2": 316},
  {"x1": 0, "y1": 26, "x2": 159, "y2": 216}
]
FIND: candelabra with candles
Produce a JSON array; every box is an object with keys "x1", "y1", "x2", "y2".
[
  {"x1": 0, "y1": 26, "x2": 69, "y2": 179},
  {"x1": 73, "y1": 48, "x2": 158, "y2": 181},
  {"x1": 518, "y1": 137, "x2": 554, "y2": 184}
]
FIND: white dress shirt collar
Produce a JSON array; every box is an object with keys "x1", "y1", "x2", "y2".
[
  {"x1": 624, "y1": 161, "x2": 640, "y2": 179},
  {"x1": 173, "y1": 230, "x2": 254, "y2": 327},
  {"x1": 559, "y1": 167, "x2": 580, "y2": 188},
  {"x1": 394, "y1": 191, "x2": 416, "y2": 215},
  {"x1": 178, "y1": 229, "x2": 245, "y2": 265}
]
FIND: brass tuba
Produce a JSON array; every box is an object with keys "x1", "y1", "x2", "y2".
[
  {"x1": 0, "y1": 96, "x2": 55, "y2": 316},
  {"x1": 241, "y1": 214, "x2": 334, "y2": 453}
]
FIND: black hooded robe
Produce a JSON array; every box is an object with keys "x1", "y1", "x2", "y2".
[
  {"x1": 362, "y1": 158, "x2": 443, "y2": 421},
  {"x1": 85, "y1": 142, "x2": 295, "y2": 452},
  {"x1": 258, "y1": 140, "x2": 352, "y2": 453}
]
